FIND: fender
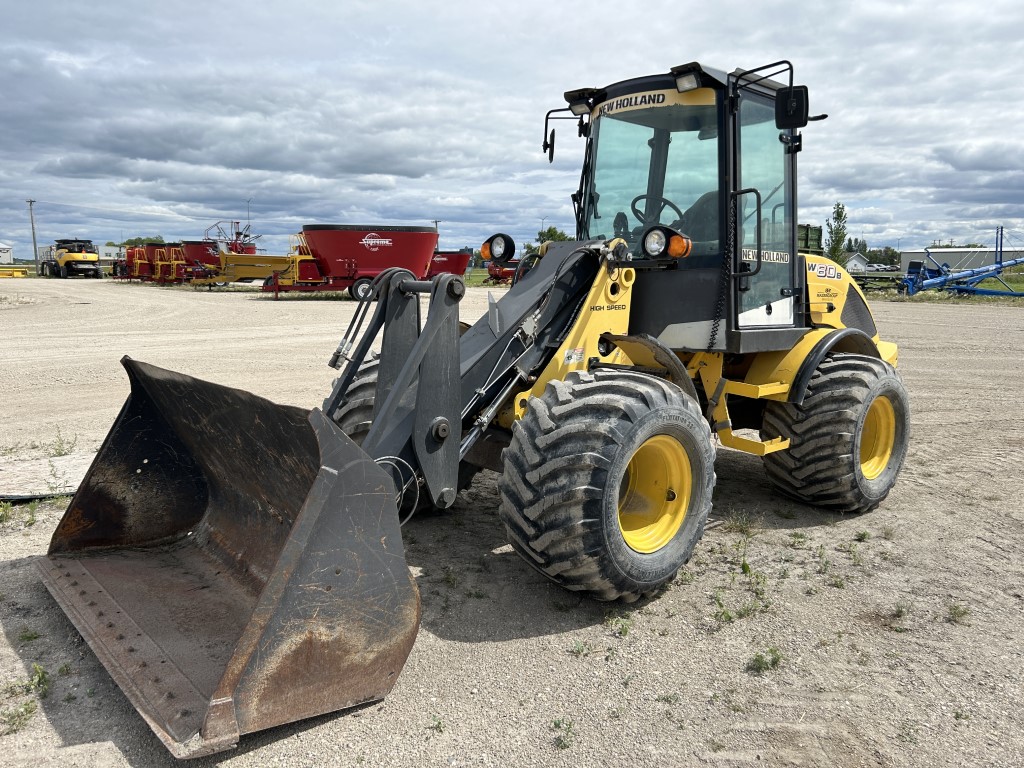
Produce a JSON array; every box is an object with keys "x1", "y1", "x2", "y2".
[
  {"x1": 598, "y1": 332, "x2": 699, "y2": 401},
  {"x1": 743, "y1": 327, "x2": 884, "y2": 406},
  {"x1": 789, "y1": 327, "x2": 879, "y2": 404}
]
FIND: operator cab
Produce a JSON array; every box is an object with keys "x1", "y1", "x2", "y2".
[{"x1": 558, "y1": 61, "x2": 817, "y2": 354}]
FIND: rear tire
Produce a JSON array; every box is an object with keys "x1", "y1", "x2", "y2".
[
  {"x1": 498, "y1": 370, "x2": 715, "y2": 602},
  {"x1": 761, "y1": 353, "x2": 909, "y2": 513},
  {"x1": 59, "y1": 265, "x2": 68, "y2": 278}
]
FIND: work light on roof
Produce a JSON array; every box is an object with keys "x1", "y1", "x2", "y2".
[{"x1": 670, "y1": 63, "x2": 703, "y2": 93}]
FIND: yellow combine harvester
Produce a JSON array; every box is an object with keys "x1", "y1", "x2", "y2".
[
  {"x1": 39, "y1": 239, "x2": 103, "y2": 278},
  {"x1": 38, "y1": 60, "x2": 909, "y2": 758}
]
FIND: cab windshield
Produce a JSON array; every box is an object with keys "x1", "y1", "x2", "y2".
[{"x1": 581, "y1": 93, "x2": 720, "y2": 254}]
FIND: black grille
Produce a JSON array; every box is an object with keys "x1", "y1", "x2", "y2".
[{"x1": 840, "y1": 287, "x2": 877, "y2": 336}]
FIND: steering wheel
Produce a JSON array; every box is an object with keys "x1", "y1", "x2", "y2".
[{"x1": 630, "y1": 194, "x2": 684, "y2": 227}]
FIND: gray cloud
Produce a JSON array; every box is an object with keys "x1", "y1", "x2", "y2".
[{"x1": 3, "y1": 0, "x2": 1024, "y2": 257}]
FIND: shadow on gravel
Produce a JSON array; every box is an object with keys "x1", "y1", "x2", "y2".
[
  {"x1": 401, "y1": 471, "x2": 609, "y2": 644},
  {"x1": 709, "y1": 445, "x2": 860, "y2": 532},
  {"x1": 400, "y1": 449, "x2": 847, "y2": 645}
]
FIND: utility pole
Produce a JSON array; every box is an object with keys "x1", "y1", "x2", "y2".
[
  {"x1": 26, "y1": 199, "x2": 39, "y2": 275},
  {"x1": 431, "y1": 220, "x2": 442, "y2": 232}
]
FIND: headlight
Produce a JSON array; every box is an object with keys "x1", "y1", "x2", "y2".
[
  {"x1": 644, "y1": 229, "x2": 668, "y2": 257},
  {"x1": 482, "y1": 233, "x2": 515, "y2": 265},
  {"x1": 641, "y1": 226, "x2": 693, "y2": 260}
]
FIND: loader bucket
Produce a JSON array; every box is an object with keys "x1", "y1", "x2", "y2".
[{"x1": 35, "y1": 358, "x2": 420, "y2": 759}]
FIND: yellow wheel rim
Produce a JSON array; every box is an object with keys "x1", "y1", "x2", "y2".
[
  {"x1": 618, "y1": 435, "x2": 691, "y2": 553},
  {"x1": 860, "y1": 395, "x2": 896, "y2": 480}
]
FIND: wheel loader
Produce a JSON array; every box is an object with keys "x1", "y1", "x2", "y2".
[{"x1": 36, "y1": 60, "x2": 909, "y2": 758}]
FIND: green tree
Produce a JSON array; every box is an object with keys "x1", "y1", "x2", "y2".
[
  {"x1": 825, "y1": 203, "x2": 848, "y2": 266},
  {"x1": 537, "y1": 225, "x2": 571, "y2": 243},
  {"x1": 115, "y1": 235, "x2": 164, "y2": 247},
  {"x1": 524, "y1": 225, "x2": 572, "y2": 255}
]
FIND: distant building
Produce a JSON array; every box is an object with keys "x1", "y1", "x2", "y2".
[
  {"x1": 845, "y1": 252, "x2": 869, "y2": 272},
  {"x1": 900, "y1": 247, "x2": 1024, "y2": 274},
  {"x1": 0, "y1": 242, "x2": 12, "y2": 264}
]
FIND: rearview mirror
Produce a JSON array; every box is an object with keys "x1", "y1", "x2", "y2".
[{"x1": 775, "y1": 85, "x2": 809, "y2": 129}]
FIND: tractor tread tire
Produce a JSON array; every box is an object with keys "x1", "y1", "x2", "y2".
[
  {"x1": 498, "y1": 369, "x2": 715, "y2": 603},
  {"x1": 761, "y1": 353, "x2": 909, "y2": 513},
  {"x1": 332, "y1": 358, "x2": 382, "y2": 444},
  {"x1": 333, "y1": 357, "x2": 478, "y2": 502}
]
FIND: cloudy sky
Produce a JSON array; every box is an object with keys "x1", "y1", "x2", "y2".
[{"x1": 3, "y1": 0, "x2": 1024, "y2": 258}]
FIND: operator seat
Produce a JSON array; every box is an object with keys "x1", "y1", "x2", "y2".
[{"x1": 674, "y1": 191, "x2": 719, "y2": 242}]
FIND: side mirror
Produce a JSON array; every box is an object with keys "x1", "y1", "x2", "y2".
[
  {"x1": 775, "y1": 85, "x2": 809, "y2": 129},
  {"x1": 546, "y1": 129, "x2": 556, "y2": 163}
]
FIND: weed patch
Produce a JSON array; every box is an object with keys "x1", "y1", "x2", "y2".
[
  {"x1": 745, "y1": 646, "x2": 784, "y2": 674},
  {"x1": 551, "y1": 717, "x2": 576, "y2": 749}
]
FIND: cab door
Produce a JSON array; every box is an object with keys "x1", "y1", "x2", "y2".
[{"x1": 734, "y1": 93, "x2": 797, "y2": 329}]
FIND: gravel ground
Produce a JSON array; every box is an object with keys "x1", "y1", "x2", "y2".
[{"x1": 1, "y1": 277, "x2": 1022, "y2": 767}]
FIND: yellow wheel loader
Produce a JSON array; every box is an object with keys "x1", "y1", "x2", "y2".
[{"x1": 37, "y1": 60, "x2": 909, "y2": 758}]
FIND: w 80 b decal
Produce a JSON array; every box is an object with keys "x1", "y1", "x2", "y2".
[{"x1": 808, "y1": 262, "x2": 842, "y2": 280}]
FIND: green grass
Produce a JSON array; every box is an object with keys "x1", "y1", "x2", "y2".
[
  {"x1": 462, "y1": 269, "x2": 494, "y2": 287},
  {"x1": 48, "y1": 427, "x2": 78, "y2": 457},
  {"x1": 17, "y1": 627, "x2": 41, "y2": 644},
  {"x1": 568, "y1": 641, "x2": 595, "y2": 658},
  {"x1": 604, "y1": 612, "x2": 633, "y2": 638},
  {"x1": 551, "y1": 717, "x2": 576, "y2": 749},
  {"x1": 946, "y1": 602, "x2": 971, "y2": 625},
  {"x1": 745, "y1": 646, "x2": 784, "y2": 674},
  {"x1": 0, "y1": 700, "x2": 37, "y2": 735}
]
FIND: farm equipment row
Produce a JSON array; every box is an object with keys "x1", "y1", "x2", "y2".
[
  {"x1": 110, "y1": 222, "x2": 473, "y2": 299},
  {"x1": 901, "y1": 227, "x2": 1024, "y2": 297}
]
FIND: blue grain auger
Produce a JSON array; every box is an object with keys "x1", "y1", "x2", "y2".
[{"x1": 902, "y1": 227, "x2": 1024, "y2": 296}]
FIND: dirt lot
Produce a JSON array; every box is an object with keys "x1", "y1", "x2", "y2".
[{"x1": 1, "y1": 278, "x2": 1022, "y2": 767}]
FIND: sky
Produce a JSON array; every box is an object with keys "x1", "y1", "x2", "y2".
[{"x1": 3, "y1": 0, "x2": 1024, "y2": 259}]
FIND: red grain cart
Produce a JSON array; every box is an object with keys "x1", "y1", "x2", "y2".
[
  {"x1": 427, "y1": 248, "x2": 473, "y2": 278},
  {"x1": 268, "y1": 225, "x2": 439, "y2": 299}
]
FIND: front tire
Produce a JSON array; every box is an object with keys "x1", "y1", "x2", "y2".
[
  {"x1": 498, "y1": 370, "x2": 715, "y2": 602},
  {"x1": 349, "y1": 278, "x2": 373, "y2": 301},
  {"x1": 332, "y1": 358, "x2": 382, "y2": 443},
  {"x1": 332, "y1": 357, "x2": 478, "y2": 504},
  {"x1": 761, "y1": 353, "x2": 910, "y2": 513}
]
